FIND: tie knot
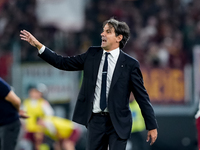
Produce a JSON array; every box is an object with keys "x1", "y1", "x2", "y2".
[{"x1": 105, "y1": 52, "x2": 110, "y2": 56}]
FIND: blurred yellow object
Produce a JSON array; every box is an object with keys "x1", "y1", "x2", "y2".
[
  {"x1": 129, "y1": 100, "x2": 146, "y2": 133},
  {"x1": 42, "y1": 116, "x2": 74, "y2": 141},
  {"x1": 23, "y1": 98, "x2": 45, "y2": 132},
  {"x1": 38, "y1": 143, "x2": 50, "y2": 150}
]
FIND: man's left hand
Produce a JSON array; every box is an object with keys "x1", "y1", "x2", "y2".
[{"x1": 146, "y1": 128, "x2": 158, "y2": 145}]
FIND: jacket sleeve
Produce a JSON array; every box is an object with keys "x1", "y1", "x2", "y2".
[
  {"x1": 130, "y1": 61, "x2": 158, "y2": 130},
  {"x1": 38, "y1": 47, "x2": 88, "y2": 71}
]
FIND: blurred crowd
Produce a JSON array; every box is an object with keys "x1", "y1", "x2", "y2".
[{"x1": 1, "y1": 0, "x2": 200, "y2": 80}]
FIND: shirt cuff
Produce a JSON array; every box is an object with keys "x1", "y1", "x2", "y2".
[{"x1": 38, "y1": 45, "x2": 45, "y2": 54}]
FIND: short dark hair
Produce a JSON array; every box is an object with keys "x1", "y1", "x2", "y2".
[{"x1": 103, "y1": 18, "x2": 130, "y2": 49}]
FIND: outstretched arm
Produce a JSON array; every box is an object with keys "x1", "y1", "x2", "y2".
[
  {"x1": 20, "y1": 30, "x2": 43, "y2": 50},
  {"x1": 20, "y1": 29, "x2": 86, "y2": 71}
]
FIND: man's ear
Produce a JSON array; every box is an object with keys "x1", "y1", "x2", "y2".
[{"x1": 116, "y1": 35, "x2": 123, "y2": 43}]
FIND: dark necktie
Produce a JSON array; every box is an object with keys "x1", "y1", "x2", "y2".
[{"x1": 100, "y1": 52, "x2": 109, "y2": 111}]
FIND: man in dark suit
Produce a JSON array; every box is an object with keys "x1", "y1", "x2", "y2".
[{"x1": 20, "y1": 18, "x2": 158, "y2": 150}]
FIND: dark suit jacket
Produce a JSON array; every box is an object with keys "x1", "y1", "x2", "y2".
[{"x1": 39, "y1": 46, "x2": 158, "y2": 139}]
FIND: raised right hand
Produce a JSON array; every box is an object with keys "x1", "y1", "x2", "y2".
[{"x1": 20, "y1": 30, "x2": 43, "y2": 50}]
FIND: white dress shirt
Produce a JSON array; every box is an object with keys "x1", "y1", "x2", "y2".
[
  {"x1": 38, "y1": 46, "x2": 120, "y2": 113},
  {"x1": 39, "y1": 45, "x2": 45, "y2": 54},
  {"x1": 93, "y1": 48, "x2": 120, "y2": 113}
]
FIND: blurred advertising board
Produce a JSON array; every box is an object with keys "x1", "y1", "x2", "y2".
[
  {"x1": 141, "y1": 65, "x2": 195, "y2": 115},
  {"x1": 141, "y1": 68, "x2": 186, "y2": 105},
  {"x1": 21, "y1": 63, "x2": 80, "y2": 103}
]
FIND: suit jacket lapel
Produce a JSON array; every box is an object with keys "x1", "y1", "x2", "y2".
[{"x1": 109, "y1": 50, "x2": 126, "y2": 91}]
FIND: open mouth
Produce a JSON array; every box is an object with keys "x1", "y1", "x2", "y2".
[{"x1": 102, "y1": 39, "x2": 107, "y2": 43}]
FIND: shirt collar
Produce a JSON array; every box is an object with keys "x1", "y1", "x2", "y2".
[{"x1": 103, "y1": 47, "x2": 120, "y2": 59}]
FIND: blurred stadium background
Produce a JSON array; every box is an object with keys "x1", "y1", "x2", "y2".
[{"x1": 0, "y1": 0, "x2": 200, "y2": 149}]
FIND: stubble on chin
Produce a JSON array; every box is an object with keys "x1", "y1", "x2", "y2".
[
  {"x1": 101, "y1": 46, "x2": 107, "y2": 50},
  {"x1": 101, "y1": 43, "x2": 108, "y2": 50},
  {"x1": 101, "y1": 44, "x2": 105, "y2": 49}
]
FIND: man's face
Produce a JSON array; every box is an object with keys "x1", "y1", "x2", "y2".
[
  {"x1": 101, "y1": 23, "x2": 121, "y2": 51},
  {"x1": 29, "y1": 89, "x2": 42, "y2": 99}
]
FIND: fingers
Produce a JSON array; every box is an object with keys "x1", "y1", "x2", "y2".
[
  {"x1": 146, "y1": 129, "x2": 158, "y2": 145},
  {"x1": 146, "y1": 134, "x2": 150, "y2": 142},
  {"x1": 20, "y1": 35, "x2": 27, "y2": 41},
  {"x1": 20, "y1": 30, "x2": 31, "y2": 41},
  {"x1": 150, "y1": 136, "x2": 157, "y2": 145},
  {"x1": 20, "y1": 30, "x2": 29, "y2": 36},
  {"x1": 146, "y1": 134, "x2": 156, "y2": 145},
  {"x1": 20, "y1": 114, "x2": 29, "y2": 119},
  {"x1": 19, "y1": 110, "x2": 29, "y2": 119},
  {"x1": 19, "y1": 30, "x2": 42, "y2": 49}
]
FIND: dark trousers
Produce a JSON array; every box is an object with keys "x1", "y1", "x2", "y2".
[
  {"x1": 0, "y1": 120, "x2": 20, "y2": 150},
  {"x1": 87, "y1": 113, "x2": 127, "y2": 150}
]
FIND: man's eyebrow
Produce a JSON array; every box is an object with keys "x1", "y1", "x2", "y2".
[
  {"x1": 106, "y1": 28, "x2": 112, "y2": 32},
  {"x1": 102, "y1": 28, "x2": 110, "y2": 32},
  {"x1": 102, "y1": 26, "x2": 114, "y2": 32}
]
